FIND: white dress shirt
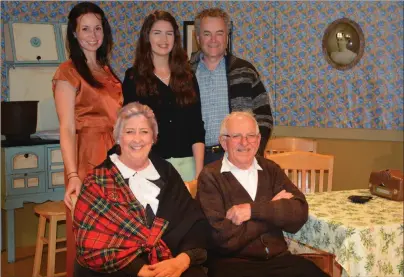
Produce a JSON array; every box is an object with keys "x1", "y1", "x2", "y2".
[
  {"x1": 220, "y1": 154, "x2": 263, "y2": 200},
  {"x1": 109, "y1": 154, "x2": 161, "y2": 214}
]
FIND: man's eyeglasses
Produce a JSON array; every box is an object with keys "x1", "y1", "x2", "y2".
[{"x1": 222, "y1": 133, "x2": 259, "y2": 143}]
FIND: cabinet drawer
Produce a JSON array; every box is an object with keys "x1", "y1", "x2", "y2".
[
  {"x1": 6, "y1": 172, "x2": 45, "y2": 196},
  {"x1": 47, "y1": 147, "x2": 63, "y2": 168},
  {"x1": 48, "y1": 170, "x2": 65, "y2": 189},
  {"x1": 5, "y1": 146, "x2": 45, "y2": 174},
  {"x1": 46, "y1": 146, "x2": 65, "y2": 189}
]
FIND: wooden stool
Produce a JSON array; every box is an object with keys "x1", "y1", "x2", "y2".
[{"x1": 32, "y1": 201, "x2": 67, "y2": 277}]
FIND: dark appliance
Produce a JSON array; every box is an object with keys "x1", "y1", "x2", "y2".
[{"x1": 1, "y1": 100, "x2": 39, "y2": 141}]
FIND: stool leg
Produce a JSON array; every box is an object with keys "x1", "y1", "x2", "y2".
[
  {"x1": 47, "y1": 217, "x2": 57, "y2": 277},
  {"x1": 32, "y1": 215, "x2": 47, "y2": 277}
]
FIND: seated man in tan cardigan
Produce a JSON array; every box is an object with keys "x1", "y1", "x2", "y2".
[{"x1": 196, "y1": 111, "x2": 329, "y2": 277}]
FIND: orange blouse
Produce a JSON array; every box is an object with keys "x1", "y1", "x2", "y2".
[{"x1": 52, "y1": 60, "x2": 123, "y2": 179}]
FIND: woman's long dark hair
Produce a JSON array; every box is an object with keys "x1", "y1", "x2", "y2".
[
  {"x1": 66, "y1": 2, "x2": 115, "y2": 88},
  {"x1": 133, "y1": 11, "x2": 196, "y2": 106}
]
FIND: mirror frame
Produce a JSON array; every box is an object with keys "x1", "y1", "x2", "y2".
[{"x1": 322, "y1": 18, "x2": 365, "y2": 71}]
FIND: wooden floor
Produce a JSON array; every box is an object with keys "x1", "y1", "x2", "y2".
[{"x1": 1, "y1": 245, "x2": 66, "y2": 277}]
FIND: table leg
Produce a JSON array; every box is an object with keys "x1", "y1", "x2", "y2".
[{"x1": 7, "y1": 209, "x2": 15, "y2": 263}]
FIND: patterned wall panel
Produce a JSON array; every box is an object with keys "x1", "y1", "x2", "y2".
[
  {"x1": 1, "y1": 1, "x2": 403, "y2": 131},
  {"x1": 274, "y1": 1, "x2": 403, "y2": 130},
  {"x1": 1, "y1": 1, "x2": 272, "y2": 101}
]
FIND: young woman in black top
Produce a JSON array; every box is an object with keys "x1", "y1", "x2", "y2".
[{"x1": 123, "y1": 11, "x2": 205, "y2": 181}]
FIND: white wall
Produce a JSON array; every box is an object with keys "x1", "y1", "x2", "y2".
[{"x1": 8, "y1": 66, "x2": 59, "y2": 132}]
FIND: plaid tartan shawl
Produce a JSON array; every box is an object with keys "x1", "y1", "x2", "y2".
[{"x1": 73, "y1": 158, "x2": 172, "y2": 273}]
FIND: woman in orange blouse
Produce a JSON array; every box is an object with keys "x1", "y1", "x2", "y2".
[{"x1": 52, "y1": 2, "x2": 122, "y2": 277}]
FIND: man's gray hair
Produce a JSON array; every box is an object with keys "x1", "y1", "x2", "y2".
[
  {"x1": 113, "y1": 102, "x2": 158, "y2": 143},
  {"x1": 219, "y1": 111, "x2": 260, "y2": 137},
  {"x1": 194, "y1": 8, "x2": 231, "y2": 35}
]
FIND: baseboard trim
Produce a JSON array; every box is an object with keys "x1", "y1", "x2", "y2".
[{"x1": 272, "y1": 126, "x2": 403, "y2": 142}]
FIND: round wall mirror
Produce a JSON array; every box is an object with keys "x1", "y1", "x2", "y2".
[{"x1": 322, "y1": 18, "x2": 365, "y2": 70}]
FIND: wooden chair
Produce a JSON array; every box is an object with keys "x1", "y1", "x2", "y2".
[
  {"x1": 266, "y1": 151, "x2": 334, "y2": 193},
  {"x1": 286, "y1": 235, "x2": 337, "y2": 276},
  {"x1": 70, "y1": 195, "x2": 78, "y2": 220},
  {"x1": 267, "y1": 151, "x2": 336, "y2": 276},
  {"x1": 184, "y1": 180, "x2": 197, "y2": 198},
  {"x1": 32, "y1": 201, "x2": 67, "y2": 277},
  {"x1": 299, "y1": 252, "x2": 335, "y2": 276},
  {"x1": 265, "y1": 137, "x2": 317, "y2": 157}
]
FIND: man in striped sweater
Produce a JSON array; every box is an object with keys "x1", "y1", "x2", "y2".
[{"x1": 190, "y1": 8, "x2": 273, "y2": 165}]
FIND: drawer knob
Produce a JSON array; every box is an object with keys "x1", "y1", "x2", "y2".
[
  {"x1": 24, "y1": 153, "x2": 29, "y2": 158},
  {"x1": 36, "y1": 55, "x2": 41, "y2": 61}
]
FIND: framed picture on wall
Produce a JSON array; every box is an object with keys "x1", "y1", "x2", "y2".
[
  {"x1": 322, "y1": 18, "x2": 365, "y2": 71},
  {"x1": 183, "y1": 21, "x2": 233, "y2": 59}
]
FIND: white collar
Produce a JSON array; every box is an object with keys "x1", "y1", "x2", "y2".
[
  {"x1": 109, "y1": 154, "x2": 159, "y2": 181},
  {"x1": 109, "y1": 154, "x2": 161, "y2": 214},
  {"x1": 220, "y1": 153, "x2": 263, "y2": 173}
]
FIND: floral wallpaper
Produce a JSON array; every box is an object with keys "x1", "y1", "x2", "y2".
[
  {"x1": 1, "y1": 1, "x2": 403, "y2": 131},
  {"x1": 274, "y1": 1, "x2": 403, "y2": 130}
]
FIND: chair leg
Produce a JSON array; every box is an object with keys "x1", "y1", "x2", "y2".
[
  {"x1": 32, "y1": 215, "x2": 46, "y2": 277},
  {"x1": 55, "y1": 217, "x2": 67, "y2": 277},
  {"x1": 47, "y1": 216, "x2": 57, "y2": 277}
]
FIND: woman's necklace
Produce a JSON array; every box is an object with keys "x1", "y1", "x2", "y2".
[{"x1": 154, "y1": 72, "x2": 171, "y2": 81}]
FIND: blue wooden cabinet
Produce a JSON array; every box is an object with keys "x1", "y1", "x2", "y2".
[{"x1": 1, "y1": 142, "x2": 65, "y2": 263}]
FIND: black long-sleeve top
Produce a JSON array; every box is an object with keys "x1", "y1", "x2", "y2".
[{"x1": 123, "y1": 67, "x2": 205, "y2": 159}]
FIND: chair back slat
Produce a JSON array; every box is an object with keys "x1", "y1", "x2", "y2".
[
  {"x1": 292, "y1": 169, "x2": 298, "y2": 186},
  {"x1": 310, "y1": 169, "x2": 316, "y2": 193},
  {"x1": 301, "y1": 170, "x2": 307, "y2": 194},
  {"x1": 319, "y1": 170, "x2": 325, "y2": 192},
  {"x1": 267, "y1": 151, "x2": 334, "y2": 193},
  {"x1": 327, "y1": 166, "x2": 334, "y2": 192}
]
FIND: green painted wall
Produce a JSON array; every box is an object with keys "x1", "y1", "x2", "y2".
[{"x1": 316, "y1": 139, "x2": 403, "y2": 191}]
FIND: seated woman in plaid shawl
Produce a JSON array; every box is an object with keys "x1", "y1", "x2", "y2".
[{"x1": 73, "y1": 102, "x2": 209, "y2": 277}]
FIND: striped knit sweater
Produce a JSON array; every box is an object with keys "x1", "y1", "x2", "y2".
[{"x1": 190, "y1": 52, "x2": 273, "y2": 155}]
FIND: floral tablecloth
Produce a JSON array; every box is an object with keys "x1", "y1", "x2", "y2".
[{"x1": 284, "y1": 189, "x2": 404, "y2": 277}]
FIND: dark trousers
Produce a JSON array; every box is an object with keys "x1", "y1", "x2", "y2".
[
  {"x1": 204, "y1": 151, "x2": 224, "y2": 166},
  {"x1": 207, "y1": 253, "x2": 330, "y2": 277},
  {"x1": 74, "y1": 260, "x2": 207, "y2": 277}
]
